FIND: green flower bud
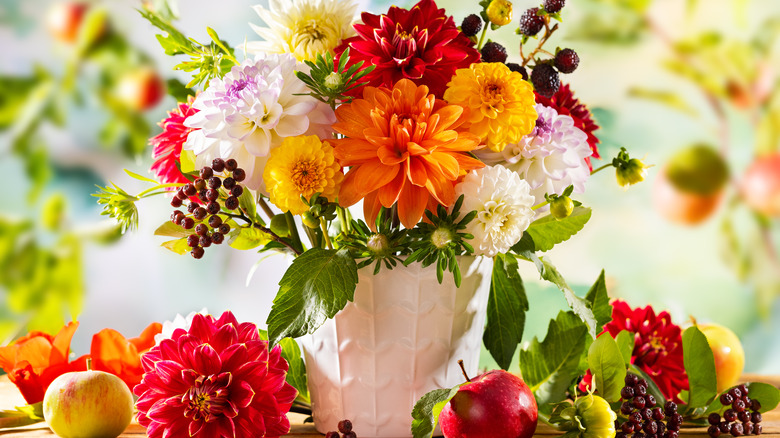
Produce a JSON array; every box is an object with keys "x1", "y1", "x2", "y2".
[
  {"x1": 616, "y1": 157, "x2": 649, "y2": 188},
  {"x1": 486, "y1": 0, "x2": 513, "y2": 26},
  {"x1": 431, "y1": 227, "x2": 453, "y2": 249},
  {"x1": 301, "y1": 211, "x2": 320, "y2": 229},
  {"x1": 550, "y1": 195, "x2": 574, "y2": 220},
  {"x1": 575, "y1": 394, "x2": 617, "y2": 438},
  {"x1": 367, "y1": 233, "x2": 391, "y2": 257}
]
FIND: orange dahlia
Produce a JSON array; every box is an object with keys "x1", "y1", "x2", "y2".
[{"x1": 331, "y1": 79, "x2": 483, "y2": 228}]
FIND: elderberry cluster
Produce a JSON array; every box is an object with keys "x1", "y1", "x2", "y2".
[
  {"x1": 615, "y1": 374, "x2": 682, "y2": 438},
  {"x1": 169, "y1": 158, "x2": 246, "y2": 259},
  {"x1": 707, "y1": 385, "x2": 762, "y2": 437},
  {"x1": 325, "y1": 419, "x2": 357, "y2": 438}
]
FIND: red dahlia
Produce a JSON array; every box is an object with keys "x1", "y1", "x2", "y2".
[
  {"x1": 579, "y1": 300, "x2": 689, "y2": 402},
  {"x1": 134, "y1": 312, "x2": 297, "y2": 438},
  {"x1": 335, "y1": 0, "x2": 480, "y2": 98},
  {"x1": 150, "y1": 95, "x2": 199, "y2": 187},
  {"x1": 535, "y1": 84, "x2": 600, "y2": 170}
]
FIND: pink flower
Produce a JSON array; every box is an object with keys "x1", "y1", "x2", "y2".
[
  {"x1": 134, "y1": 312, "x2": 297, "y2": 438},
  {"x1": 580, "y1": 300, "x2": 689, "y2": 402},
  {"x1": 150, "y1": 96, "x2": 199, "y2": 188}
]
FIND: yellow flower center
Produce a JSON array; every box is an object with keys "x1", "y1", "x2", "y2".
[
  {"x1": 296, "y1": 20, "x2": 326, "y2": 42},
  {"x1": 291, "y1": 160, "x2": 321, "y2": 192},
  {"x1": 481, "y1": 82, "x2": 505, "y2": 108}
]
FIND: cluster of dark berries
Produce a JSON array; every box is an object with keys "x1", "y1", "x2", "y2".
[
  {"x1": 615, "y1": 374, "x2": 682, "y2": 438},
  {"x1": 325, "y1": 419, "x2": 357, "y2": 438},
  {"x1": 169, "y1": 158, "x2": 246, "y2": 259},
  {"x1": 707, "y1": 385, "x2": 762, "y2": 437}
]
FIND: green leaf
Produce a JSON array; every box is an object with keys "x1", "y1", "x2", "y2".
[
  {"x1": 483, "y1": 254, "x2": 528, "y2": 370},
  {"x1": 615, "y1": 330, "x2": 634, "y2": 366},
  {"x1": 587, "y1": 333, "x2": 627, "y2": 402},
  {"x1": 161, "y1": 238, "x2": 190, "y2": 255},
  {"x1": 538, "y1": 256, "x2": 599, "y2": 339},
  {"x1": 411, "y1": 386, "x2": 461, "y2": 438},
  {"x1": 266, "y1": 248, "x2": 358, "y2": 345},
  {"x1": 279, "y1": 337, "x2": 309, "y2": 404},
  {"x1": 744, "y1": 382, "x2": 780, "y2": 412},
  {"x1": 518, "y1": 311, "x2": 589, "y2": 412},
  {"x1": 682, "y1": 325, "x2": 718, "y2": 409},
  {"x1": 525, "y1": 207, "x2": 592, "y2": 252},
  {"x1": 229, "y1": 227, "x2": 271, "y2": 250},
  {"x1": 238, "y1": 187, "x2": 257, "y2": 222},
  {"x1": 124, "y1": 169, "x2": 159, "y2": 184},
  {"x1": 154, "y1": 220, "x2": 189, "y2": 239},
  {"x1": 584, "y1": 270, "x2": 612, "y2": 334}
]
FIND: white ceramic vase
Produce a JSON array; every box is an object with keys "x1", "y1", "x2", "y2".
[{"x1": 300, "y1": 256, "x2": 493, "y2": 438}]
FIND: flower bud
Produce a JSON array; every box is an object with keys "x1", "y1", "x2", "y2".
[
  {"x1": 575, "y1": 394, "x2": 617, "y2": 438},
  {"x1": 550, "y1": 195, "x2": 574, "y2": 220},
  {"x1": 323, "y1": 72, "x2": 344, "y2": 92},
  {"x1": 301, "y1": 211, "x2": 320, "y2": 229},
  {"x1": 431, "y1": 227, "x2": 453, "y2": 249},
  {"x1": 616, "y1": 158, "x2": 649, "y2": 188},
  {"x1": 367, "y1": 234, "x2": 390, "y2": 256},
  {"x1": 486, "y1": 0, "x2": 513, "y2": 26}
]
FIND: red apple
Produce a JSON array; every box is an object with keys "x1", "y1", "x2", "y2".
[
  {"x1": 699, "y1": 323, "x2": 745, "y2": 393},
  {"x1": 439, "y1": 369, "x2": 538, "y2": 438},
  {"x1": 46, "y1": 2, "x2": 89, "y2": 43},
  {"x1": 115, "y1": 67, "x2": 166, "y2": 112},
  {"x1": 741, "y1": 153, "x2": 780, "y2": 218},
  {"x1": 653, "y1": 166, "x2": 724, "y2": 225}
]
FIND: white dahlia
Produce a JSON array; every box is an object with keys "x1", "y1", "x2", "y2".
[
  {"x1": 244, "y1": 0, "x2": 358, "y2": 62},
  {"x1": 478, "y1": 103, "x2": 592, "y2": 206},
  {"x1": 183, "y1": 53, "x2": 335, "y2": 192},
  {"x1": 454, "y1": 165, "x2": 535, "y2": 257},
  {"x1": 153, "y1": 308, "x2": 208, "y2": 346}
]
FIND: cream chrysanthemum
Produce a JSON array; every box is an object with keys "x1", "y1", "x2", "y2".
[
  {"x1": 183, "y1": 54, "x2": 335, "y2": 193},
  {"x1": 479, "y1": 103, "x2": 592, "y2": 207},
  {"x1": 244, "y1": 0, "x2": 357, "y2": 62},
  {"x1": 263, "y1": 135, "x2": 343, "y2": 215},
  {"x1": 443, "y1": 62, "x2": 537, "y2": 152},
  {"x1": 453, "y1": 165, "x2": 535, "y2": 257}
]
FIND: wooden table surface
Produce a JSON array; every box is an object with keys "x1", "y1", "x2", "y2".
[{"x1": 1, "y1": 375, "x2": 778, "y2": 437}]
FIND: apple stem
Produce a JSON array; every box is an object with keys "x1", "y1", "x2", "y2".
[
  {"x1": 86, "y1": 357, "x2": 92, "y2": 371},
  {"x1": 457, "y1": 359, "x2": 471, "y2": 383}
]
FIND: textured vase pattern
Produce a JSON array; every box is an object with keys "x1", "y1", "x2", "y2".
[{"x1": 301, "y1": 256, "x2": 493, "y2": 438}]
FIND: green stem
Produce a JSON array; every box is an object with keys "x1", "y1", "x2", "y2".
[
  {"x1": 532, "y1": 200, "x2": 549, "y2": 211},
  {"x1": 337, "y1": 206, "x2": 349, "y2": 234},
  {"x1": 258, "y1": 197, "x2": 275, "y2": 221},
  {"x1": 137, "y1": 183, "x2": 185, "y2": 198},
  {"x1": 285, "y1": 212, "x2": 304, "y2": 253},
  {"x1": 320, "y1": 217, "x2": 333, "y2": 250},
  {"x1": 590, "y1": 163, "x2": 614, "y2": 176},
  {"x1": 477, "y1": 20, "x2": 489, "y2": 50}
]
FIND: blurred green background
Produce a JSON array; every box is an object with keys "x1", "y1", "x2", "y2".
[{"x1": 1, "y1": 0, "x2": 779, "y2": 373}]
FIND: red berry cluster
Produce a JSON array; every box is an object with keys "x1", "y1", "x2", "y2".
[
  {"x1": 707, "y1": 385, "x2": 762, "y2": 437},
  {"x1": 616, "y1": 374, "x2": 681, "y2": 438},
  {"x1": 169, "y1": 158, "x2": 245, "y2": 259},
  {"x1": 325, "y1": 419, "x2": 357, "y2": 438}
]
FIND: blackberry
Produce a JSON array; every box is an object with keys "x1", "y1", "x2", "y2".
[
  {"x1": 755, "y1": 424, "x2": 762, "y2": 435},
  {"x1": 635, "y1": 384, "x2": 647, "y2": 396},
  {"x1": 187, "y1": 203, "x2": 198, "y2": 213},
  {"x1": 232, "y1": 168, "x2": 246, "y2": 182},
  {"x1": 231, "y1": 185, "x2": 244, "y2": 197},
  {"x1": 212, "y1": 158, "x2": 226, "y2": 172},
  {"x1": 646, "y1": 394, "x2": 656, "y2": 407},
  {"x1": 206, "y1": 189, "x2": 219, "y2": 202},
  {"x1": 461, "y1": 14, "x2": 483, "y2": 37},
  {"x1": 186, "y1": 235, "x2": 200, "y2": 248},
  {"x1": 218, "y1": 223, "x2": 231, "y2": 235},
  {"x1": 195, "y1": 223, "x2": 209, "y2": 236},
  {"x1": 206, "y1": 201, "x2": 221, "y2": 215},
  {"x1": 171, "y1": 196, "x2": 183, "y2": 208},
  {"x1": 225, "y1": 158, "x2": 238, "y2": 171},
  {"x1": 181, "y1": 217, "x2": 195, "y2": 230},
  {"x1": 481, "y1": 42, "x2": 508, "y2": 63},
  {"x1": 626, "y1": 375, "x2": 640, "y2": 387},
  {"x1": 709, "y1": 413, "x2": 722, "y2": 425},
  {"x1": 223, "y1": 177, "x2": 236, "y2": 190},
  {"x1": 338, "y1": 419, "x2": 354, "y2": 434},
  {"x1": 225, "y1": 196, "x2": 239, "y2": 210},
  {"x1": 199, "y1": 235, "x2": 212, "y2": 248},
  {"x1": 208, "y1": 176, "x2": 222, "y2": 190},
  {"x1": 751, "y1": 412, "x2": 762, "y2": 424},
  {"x1": 633, "y1": 396, "x2": 646, "y2": 410},
  {"x1": 721, "y1": 393, "x2": 734, "y2": 406},
  {"x1": 543, "y1": 0, "x2": 565, "y2": 13},
  {"x1": 622, "y1": 422, "x2": 636, "y2": 433},
  {"x1": 643, "y1": 421, "x2": 657, "y2": 435},
  {"x1": 555, "y1": 48, "x2": 580, "y2": 74},
  {"x1": 194, "y1": 178, "x2": 206, "y2": 191},
  {"x1": 737, "y1": 411, "x2": 749, "y2": 423},
  {"x1": 719, "y1": 422, "x2": 731, "y2": 434},
  {"x1": 729, "y1": 388, "x2": 742, "y2": 400},
  {"x1": 193, "y1": 207, "x2": 208, "y2": 221},
  {"x1": 505, "y1": 62, "x2": 529, "y2": 80},
  {"x1": 733, "y1": 399, "x2": 746, "y2": 413},
  {"x1": 738, "y1": 385, "x2": 749, "y2": 396},
  {"x1": 200, "y1": 166, "x2": 214, "y2": 179},
  {"x1": 531, "y1": 63, "x2": 560, "y2": 98},
  {"x1": 663, "y1": 401, "x2": 677, "y2": 416},
  {"x1": 750, "y1": 400, "x2": 761, "y2": 412},
  {"x1": 724, "y1": 409, "x2": 737, "y2": 422},
  {"x1": 171, "y1": 210, "x2": 185, "y2": 224},
  {"x1": 208, "y1": 215, "x2": 223, "y2": 228},
  {"x1": 709, "y1": 425, "x2": 722, "y2": 438},
  {"x1": 744, "y1": 423, "x2": 754, "y2": 436},
  {"x1": 518, "y1": 7, "x2": 544, "y2": 36},
  {"x1": 652, "y1": 408, "x2": 664, "y2": 421},
  {"x1": 731, "y1": 422, "x2": 744, "y2": 437},
  {"x1": 211, "y1": 232, "x2": 225, "y2": 245},
  {"x1": 622, "y1": 387, "x2": 635, "y2": 399},
  {"x1": 190, "y1": 246, "x2": 205, "y2": 259},
  {"x1": 175, "y1": 189, "x2": 187, "y2": 201},
  {"x1": 183, "y1": 183, "x2": 197, "y2": 197}
]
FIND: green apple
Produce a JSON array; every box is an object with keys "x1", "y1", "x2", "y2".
[
  {"x1": 699, "y1": 323, "x2": 745, "y2": 393},
  {"x1": 43, "y1": 370, "x2": 134, "y2": 438}
]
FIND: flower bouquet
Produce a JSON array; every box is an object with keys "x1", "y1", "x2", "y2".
[{"x1": 86, "y1": 0, "x2": 662, "y2": 435}]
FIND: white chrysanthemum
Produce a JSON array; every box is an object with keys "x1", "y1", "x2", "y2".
[
  {"x1": 244, "y1": 0, "x2": 358, "y2": 62},
  {"x1": 153, "y1": 308, "x2": 209, "y2": 345},
  {"x1": 183, "y1": 53, "x2": 336, "y2": 193},
  {"x1": 454, "y1": 166, "x2": 535, "y2": 257},
  {"x1": 478, "y1": 103, "x2": 592, "y2": 207}
]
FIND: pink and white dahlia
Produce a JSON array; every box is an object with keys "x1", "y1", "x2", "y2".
[
  {"x1": 150, "y1": 96, "x2": 199, "y2": 187},
  {"x1": 134, "y1": 311, "x2": 297, "y2": 438},
  {"x1": 183, "y1": 54, "x2": 336, "y2": 192},
  {"x1": 479, "y1": 103, "x2": 592, "y2": 206},
  {"x1": 454, "y1": 166, "x2": 535, "y2": 257}
]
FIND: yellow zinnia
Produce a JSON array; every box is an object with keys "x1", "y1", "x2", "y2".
[
  {"x1": 263, "y1": 135, "x2": 344, "y2": 215},
  {"x1": 444, "y1": 62, "x2": 537, "y2": 152}
]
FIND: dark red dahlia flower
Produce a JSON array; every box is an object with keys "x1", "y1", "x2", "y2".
[
  {"x1": 579, "y1": 300, "x2": 689, "y2": 402},
  {"x1": 335, "y1": 0, "x2": 480, "y2": 98},
  {"x1": 150, "y1": 96, "x2": 199, "y2": 187},
  {"x1": 134, "y1": 312, "x2": 297, "y2": 438},
  {"x1": 535, "y1": 84, "x2": 601, "y2": 170}
]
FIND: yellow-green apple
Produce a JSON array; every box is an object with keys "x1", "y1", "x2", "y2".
[
  {"x1": 115, "y1": 67, "x2": 165, "y2": 112},
  {"x1": 439, "y1": 369, "x2": 538, "y2": 438},
  {"x1": 43, "y1": 369, "x2": 134, "y2": 438},
  {"x1": 46, "y1": 2, "x2": 88, "y2": 43},
  {"x1": 699, "y1": 323, "x2": 745, "y2": 393},
  {"x1": 653, "y1": 145, "x2": 729, "y2": 225},
  {"x1": 741, "y1": 153, "x2": 780, "y2": 218}
]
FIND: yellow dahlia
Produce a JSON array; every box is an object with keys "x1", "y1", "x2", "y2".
[
  {"x1": 263, "y1": 135, "x2": 344, "y2": 215},
  {"x1": 443, "y1": 62, "x2": 537, "y2": 152}
]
